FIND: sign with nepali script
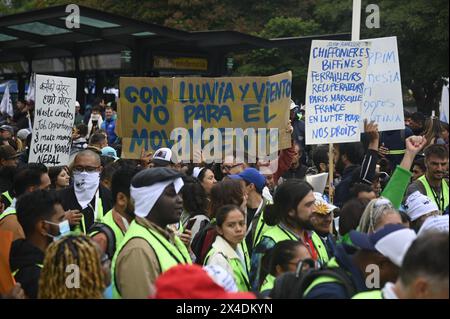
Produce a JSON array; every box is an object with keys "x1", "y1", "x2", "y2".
[
  {"x1": 29, "y1": 74, "x2": 76, "y2": 166},
  {"x1": 360, "y1": 36, "x2": 404, "y2": 132},
  {"x1": 305, "y1": 40, "x2": 371, "y2": 145},
  {"x1": 118, "y1": 72, "x2": 292, "y2": 160}
]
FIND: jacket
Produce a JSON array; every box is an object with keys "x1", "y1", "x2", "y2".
[
  {"x1": 9, "y1": 239, "x2": 45, "y2": 299},
  {"x1": 304, "y1": 244, "x2": 368, "y2": 299}
]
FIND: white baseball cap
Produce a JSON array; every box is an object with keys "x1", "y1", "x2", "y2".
[
  {"x1": 405, "y1": 191, "x2": 440, "y2": 221},
  {"x1": 152, "y1": 147, "x2": 173, "y2": 166}
]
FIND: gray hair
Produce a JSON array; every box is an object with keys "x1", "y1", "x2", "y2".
[{"x1": 357, "y1": 197, "x2": 400, "y2": 233}]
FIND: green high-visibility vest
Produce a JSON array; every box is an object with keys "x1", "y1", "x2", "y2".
[
  {"x1": 111, "y1": 220, "x2": 191, "y2": 299},
  {"x1": 260, "y1": 225, "x2": 330, "y2": 264},
  {"x1": 12, "y1": 263, "x2": 43, "y2": 277},
  {"x1": 252, "y1": 205, "x2": 274, "y2": 248},
  {"x1": 74, "y1": 197, "x2": 105, "y2": 234},
  {"x1": 89, "y1": 210, "x2": 126, "y2": 256},
  {"x1": 303, "y1": 258, "x2": 341, "y2": 296},
  {"x1": 259, "y1": 274, "x2": 275, "y2": 292},
  {"x1": 0, "y1": 207, "x2": 16, "y2": 221},
  {"x1": 204, "y1": 242, "x2": 251, "y2": 292},
  {"x1": 352, "y1": 290, "x2": 383, "y2": 299},
  {"x1": 2, "y1": 191, "x2": 13, "y2": 206},
  {"x1": 417, "y1": 176, "x2": 449, "y2": 211}
]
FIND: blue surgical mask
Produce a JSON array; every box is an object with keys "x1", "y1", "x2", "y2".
[{"x1": 44, "y1": 220, "x2": 71, "y2": 241}]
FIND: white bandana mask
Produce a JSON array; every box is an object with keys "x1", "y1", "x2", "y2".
[{"x1": 73, "y1": 171, "x2": 100, "y2": 209}]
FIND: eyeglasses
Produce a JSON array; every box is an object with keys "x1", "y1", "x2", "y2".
[{"x1": 73, "y1": 165, "x2": 100, "y2": 173}]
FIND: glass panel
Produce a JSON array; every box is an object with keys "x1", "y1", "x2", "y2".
[
  {"x1": 0, "y1": 33, "x2": 17, "y2": 41},
  {"x1": 32, "y1": 57, "x2": 75, "y2": 72},
  {"x1": 132, "y1": 31, "x2": 155, "y2": 37},
  {"x1": 8, "y1": 22, "x2": 71, "y2": 35},
  {"x1": 59, "y1": 16, "x2": 120, "y2": 28}
]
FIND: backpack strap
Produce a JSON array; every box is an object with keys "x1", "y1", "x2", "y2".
[
  {"x1": 298, "y1": 267, "x2": 357, "y2": 298},
  {"x1": 89, "y1": 222, "x2": 116, "y2": 259}
]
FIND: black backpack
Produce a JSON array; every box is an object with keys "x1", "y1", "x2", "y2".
[
  {"x1": 269, "y1": 261, "x2": 357, "y2": 299},
  {"x1": 88, "y1": 222, "x2": 116, "y2": 259},
  {"x1": 190, "y1": 221, "x2": 217, "y2": 265}
]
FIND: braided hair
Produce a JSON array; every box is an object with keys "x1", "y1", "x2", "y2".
[{"x1": 38, "y1": 235, "x2": 106, "y2": 299}]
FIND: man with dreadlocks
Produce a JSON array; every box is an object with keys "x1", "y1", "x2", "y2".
[
  {"x1": 111, "y1": 167, "x2": 192, "y2": 299},
  {"x1": 38, "y1": 235, "x2": 107, "y2": 299},
  {"x1": 10, "y1": 190, "x2": 68, "y2": 298}
]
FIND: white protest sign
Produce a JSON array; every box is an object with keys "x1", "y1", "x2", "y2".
[
  {"x1": 360, "y1": 37, "x2": 404, "y2": 131},
  {"x1": 29, "y1": 74, "x2": 76, "y2": 166},
  {"x1": 305, "y1": 40, "x2": 371, "y2": 145},
  {"x1": 306, "y1": 172, "x2": 328, "y2": 194}
]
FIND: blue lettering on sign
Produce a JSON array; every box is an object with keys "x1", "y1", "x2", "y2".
[
  {"x1": 183, "y1": 104, "x2": 232, "y2": 124},
  {"x1": 133, "y1": 104, "x2": 169, "y2": 125},
  {"x1": 243, "y1": 104, "x2": 259, "y2": 122},
  {"x1": 129, "y1": 129, "x2": 173, "y2": 153},
  {"x1": 125, "y1": 86, "x2": 168, "y2": 104},
  {"x1": 368, "y1": 50, "x2": 396, "y2": 65}
]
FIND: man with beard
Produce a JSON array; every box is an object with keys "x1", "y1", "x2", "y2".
[
  {"x1": 405, "y1": 144, "x2": 448, "y2": 212},
  {"x1": 10, "y1": 190, "x2": 69, "y2": 298},
  {"x1": 0, "y1": 145, "x2": 20, "y2": 209},
  {"x1": 310, "y1": 192, "x2": 338, "y2": 258},
  {"x1": 334, "y1": 121, "x2": 379, "y2": 208},
  {"x1": 58, "y1": 150, "x2": 112, "y2": 234},
  {"x1": 250, "y1": 180, "x2": 329, "y2": 291},
  {"x1": 111, "y1": 167, "x2": 192, "y2": 299},
  {"x1": 90, "y1": 165, "x2": 142, "y2": 259}
]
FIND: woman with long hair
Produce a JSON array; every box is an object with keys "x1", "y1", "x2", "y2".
[{"x1": 38, "y1": 235, "x2": 108, "y2": 299}]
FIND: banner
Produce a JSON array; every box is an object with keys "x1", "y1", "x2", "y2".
[
  {"x1": 360, "y1": 37, "x2": 404, "y2": 131},
  {"x1": 305, "y1": 40, "x2": 371, "y2": 145},
  {"x1": 28, "y1": 74, "x2": 76, "y2": 166},
  {"x1": 119, "y1": 72, "x2": 292, "y2": 160}
]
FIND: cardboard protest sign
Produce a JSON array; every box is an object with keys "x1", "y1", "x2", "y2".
[
  {"x1": 360, "y1": 37, "x2": 404, "y2": 131},
  {"x1": 119, "y1": 72, "x2": 292, "y2": 160},
  {"x1": 305, "y1": 40, "x2": 371, "y2": 145},
  {"x1": 29, "y1": 74, "x2": 76, "y2": 166}
]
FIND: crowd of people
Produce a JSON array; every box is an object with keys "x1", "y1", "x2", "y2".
[{"x1": 0, "y1": 96, "x2": 448, "y2": 299}]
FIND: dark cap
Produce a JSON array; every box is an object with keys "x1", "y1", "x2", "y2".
[
  {"x1": 0, "y1": 125, "x2": 14, "y2": 135},
  {"x1": 0, "y1": 145, "x2": 20, "y2": 161},
  {"x1": 131, "y1": 167, "x2": 183, "y2": 188}
]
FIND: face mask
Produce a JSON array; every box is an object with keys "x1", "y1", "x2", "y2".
[
  {"x1": 44, "y1": 220, "x2": 70, "y2": 241},
  {"x1": 92, "y1": 114, "x2": 100, "y2": 121},
  {"x1": 73, "y1": 171, "x2": 100, "y2": 209}
]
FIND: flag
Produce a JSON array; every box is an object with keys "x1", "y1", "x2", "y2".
[
  {"x1": 26, "y1": 73, "x2": 35, "y2": 102},
  {"x1": 0, "y1": 83, "x2": 14, "y2": 117},
  {"x1": 440, "y1": 78, "x2": 449, "y2": 124}
]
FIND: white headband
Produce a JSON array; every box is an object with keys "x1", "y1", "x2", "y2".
[
  {"x1": 192, "y1": 167, "x2": 204, "y2": 179},
  {"x1": 131, "y1": 177, "x2": 184, "y2": 218}
]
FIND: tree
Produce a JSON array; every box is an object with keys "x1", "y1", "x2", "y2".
[
  {"x1": 233, "y1": 17, "x2": 322, "y2": 104},
  {"x1": 313, "y1": 0, "x2": 449, "y2": 114}
]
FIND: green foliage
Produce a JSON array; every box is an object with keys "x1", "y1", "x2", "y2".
[{"x1": 2, "y1": 0, "x2": 448, "y2": 112}]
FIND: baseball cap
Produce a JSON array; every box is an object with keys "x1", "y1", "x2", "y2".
[
  {"x1": 290, "y1": 100, "x2": 298, "y2": 110},
  {"x1": 151, "y1": 264, "x2": 255, "y2": 299},
  {"x1": 350, "y1": 224, "x2": 417, "y2": 267},
  {"x1": 229, "y1": 167, "x2": 266, "y2": 192},
  {"x1": 418, "y1": 215, "x2": 449, "y2": 236},
  {"x1": 0, "y1": 145, "x2": 20, "y2": 161},
  {"x1": 405, "y1": 191, "x2": 440, "y2": 221},
  {"x1": 101, "y1": 146, "x2": 118, "y2": 160},
  {"x1": 152, "y1": 147, "x2": 173, "y2": 167},
  {"x1": 17, "y1": 128, "x2": 31, "y2": 140},
  {"x1": 0, "y1": 125, "x2": 14, "y2": 135},
  {"x1": 75, "y1": 101, "x2": 80, "y2": 107},
  {"x1": 313, "y1": 192, "x2": 337, "y2": 214}
]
